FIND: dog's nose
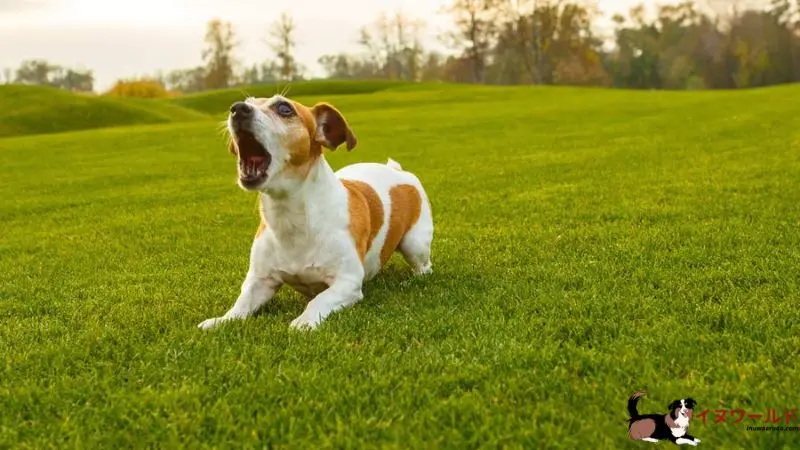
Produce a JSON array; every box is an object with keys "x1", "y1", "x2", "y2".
[{"x1": 230, "y1": 102, "x2": 253, "y2": 119}]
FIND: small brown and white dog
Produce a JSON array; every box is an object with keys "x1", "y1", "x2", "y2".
[{"x1": 198, "y1": 95, "x2": 434, "y2": 330}]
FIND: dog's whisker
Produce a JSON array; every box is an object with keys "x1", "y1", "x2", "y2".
[{"x1": 216, "y1": 121, "x2": 230, "y2": 138}]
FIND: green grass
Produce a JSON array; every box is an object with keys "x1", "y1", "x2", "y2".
[
  {"x1": 0, "y1": 85, "x2": 209, "y2": 137},
  {"x1": 1, "y1": 82, "x2": 799, "y2": 449}
]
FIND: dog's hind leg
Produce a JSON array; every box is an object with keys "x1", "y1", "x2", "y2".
[
  {"x1": 398, "y1": 196, "x2": 433, "y2": 276},
  {"x1": 399, "y1": 228, "x2": 433, "y2": 275},
  {"x1": 641, "y1": 438, "x2": 659, "y2": 443}
]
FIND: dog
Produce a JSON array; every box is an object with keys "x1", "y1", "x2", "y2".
[
  {"x1": 627, "y1": 392, "x2": 701, "y2": 446},
  {"x1": 198, "y1": 95, "x2": 434, "y2": 330}
]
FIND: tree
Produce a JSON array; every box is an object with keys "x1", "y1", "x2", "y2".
[
  {"x1": 14, "y1": 59, "x2": 54, "y2": 85},
  {"x1": 202, "y1": 19, "x2": 238, "y2": 89},
  {"x1": 13, "y1": 60, "x2": 93, "y2": 92},
  {"x1": 268, "y1": 12, "x2": 301, "y2": 81},
  {"x1": 318, "y1": 53, "x2": 383, "y2": 79},
  {"x1": 441, "y1": 0, "x2": 501, "y2": 83},
  {"x1": 56, "y1": 68, "x2": 94, "y2": 92},
  {"x1": 166, "y1": 67, "x2": 206, "y2": 93},
  {"x1": 441, "y1": 55, "x2": 474, "y2": 83},
  {"x1": 605, "y1": 0, "x2": 800, "y2": 90},
  {"x1": 105, "y1": 77, "x2": 171, "y2": 98},
  {"x1": 239, "y1": 62, "x2": 279, "y2": 85},
  {"x1": 358, "y1": 11, "x2": 427, "y2": 81},
  {"x1": 420, "y1": 52, "x2": 447, "y2": 81}
]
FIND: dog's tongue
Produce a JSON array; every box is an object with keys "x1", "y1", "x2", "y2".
[{"x1": 247, "y1": 155, "x2": 265, "y2": 165}]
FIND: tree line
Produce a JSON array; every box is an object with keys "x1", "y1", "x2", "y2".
[
  {"x1": 5, "y1": 0, "x2": 800, "y2": 94},
  {"x1": 318, "y1": 0, "x2": 800, "y2": 90},
  {"x1": 3, "y1": 60, "x2": 94, "y2": 92}
]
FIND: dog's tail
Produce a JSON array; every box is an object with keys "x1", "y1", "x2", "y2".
[
  {"x1": 628, "y1": 392, "x2": 646, "y2": 423},
  {"x1": 386, "y1": 158, "x2": 403, "y2": 171}
]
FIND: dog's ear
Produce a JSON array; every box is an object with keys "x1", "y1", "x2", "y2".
[
  {"x1": 312, "y1": 102, "x2": 357, "y2": 151},
  {"x1": 667, "y1": 400, "x2": 681, "y2": 418}
]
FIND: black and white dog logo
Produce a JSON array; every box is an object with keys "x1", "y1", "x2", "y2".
[{"x1": 627, "y1": 392, "x2": 701, "y2": 446}]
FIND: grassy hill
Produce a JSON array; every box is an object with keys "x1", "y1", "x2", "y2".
[
  {"x1": 0, "y1": 84, "x2": 209, "y2": 137},
  {"x1": 1, "y1": 82, "x2": 799, "y2": 448},
  {"x1": 169, "y1": 79, "x2": 414, "y2": 116}
]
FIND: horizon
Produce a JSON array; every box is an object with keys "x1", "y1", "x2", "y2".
[{"x1": 0, "y1": 0, "x2": 700, "y2": 92}]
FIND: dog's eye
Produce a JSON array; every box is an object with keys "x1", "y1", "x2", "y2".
[{"x1": 275, "y1": 102, "x2": 295, "y2": 118}]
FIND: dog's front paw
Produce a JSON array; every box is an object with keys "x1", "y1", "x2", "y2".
[
  {"x1": 289, "y1": 312, "x2": 322, "y2": 330},
  {"x1": 694, "y1": 438, "x2": 701, "y2": 444},
  {"x1": 198, "y1": 316, "x2": 227, "y2": 330}
]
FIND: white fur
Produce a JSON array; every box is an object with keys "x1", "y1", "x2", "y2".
[
  {"x1": 386, "y1": 158, "x2": 402, "y2": 171},
  {"x1": 641, "y1": 438, "x2": 658, "y2": 443},
  {"x1": 671, "y1": 400, "x2": 691, "y2": 438},
  {"x1": 670, "y1": 400, "x2": 700, "y2": 445},
  {"x1": 199, "y1": 96, "x2": 433, "y2": 330}
]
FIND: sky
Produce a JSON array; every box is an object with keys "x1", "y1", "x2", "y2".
[{"x1": 0, "y1": 0, "x2": 719, "y2": 91}]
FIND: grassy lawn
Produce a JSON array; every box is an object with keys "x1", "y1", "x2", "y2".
[{"x1": 1, "y1": 83, "x2": 799, "y2": 448}]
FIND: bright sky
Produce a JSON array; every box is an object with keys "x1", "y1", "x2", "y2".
[{"x1": 0, "y1": 0, "x2": 710, "y2": 91}]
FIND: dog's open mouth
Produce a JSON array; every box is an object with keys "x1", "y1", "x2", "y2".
[{"x1": 235, "y1": 131, "x2": 271, "y2": 189}]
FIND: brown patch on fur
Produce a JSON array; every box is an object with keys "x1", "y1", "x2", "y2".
[
  {"x1": 380, "y1": 184, "x2": 422, "y2": 265},
  {"x1": 292, "y1": 101, "x2": 323, "y2": 159},
  {"x1": 665, "y1": 413, "x2": 677, "y2": 428},
  {"x1": 268, "y1": 101, "x2": 316, "y2": 178},
  {"x1": 629, "y1": 419, "x2": 657, "y2": 440},
  {"x1": 275, "y1": 100, "x2": 356, "y2": 179},
  {"x1": 228, "y1": 97, "x2": 356, "y2": 180},
  {"x1": 342, "y1": 180, "x2": 384, "y2": 261}
]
